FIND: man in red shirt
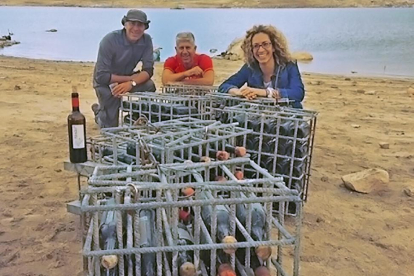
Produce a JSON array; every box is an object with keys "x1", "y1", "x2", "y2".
[{"x1": 162, "y1": 32, "x2": 214, "y2": 86}]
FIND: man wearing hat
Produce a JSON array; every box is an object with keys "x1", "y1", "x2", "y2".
[{"x1": 92, "y1": 9, "x2": 156, "y2": 128}]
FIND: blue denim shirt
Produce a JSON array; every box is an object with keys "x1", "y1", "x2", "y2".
[{"x1": 218, "y1": 61, "x2": 305, "y2": 108}]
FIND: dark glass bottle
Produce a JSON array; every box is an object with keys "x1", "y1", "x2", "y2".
[
  {"x1": 176, "y1": 224, "x2": 196, "y2": 276},
  {"x1": 99, "y1": 198, "x2": 118, "y2": 276},
  {"x1": 277, "y1": 139, "x2": 293, "y2": 157},
  {"x1": 67, "y1": 92, "x2": 87, "y2": 163},
  {"x1": 265, "y1": 119, "x2": 293, "y2": 136},
  {"x1": 234, "y1": 113, "x2": 247, "y2": 127},
  {"x1": 276, "y1": 158, "x2": 290, "y2": 175},
  {"x1": 236, "y1": 199, "x2": 270, "y2": 268},
  {"x1": 139, "y1": 209, "x2": 156, "y2": 276},
  {"x1": 200, "y1": 192, "x2": 232, "y2": 243},
  {"x1": 295, "y1": 141, "x2": 308, "y2": 158},
  {"x1": 293, "y1": 121, "x2": 310, "y2": 138},
  {"x1": 246, "y1": 135, "x2": 260, "y2": 151},
  {"x1": 262, "y1": 136, "x2": 275, "y2": 153},
  {"x1": 279, "y1": 120, "x2": 294, "y2": 136}
]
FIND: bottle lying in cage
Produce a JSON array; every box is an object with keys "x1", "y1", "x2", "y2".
[
  {"x1": 173, "y1": 105, "x2": 199, "y2": 116},
  {"x1": 295, "y1": 140, "x2": 308, "y2": 158},
  {"x1": 176, "y1": 223, "x2": 197, "y2": 276},
  {"x1": 266, "y1": 119, "x2": 293, "y2": 136},
  {"x1": 123, "y1": 112, "x2": 139, "y2": 125},
  {"x1": 246, "y1": 135, "x2": 260, "y2": 151},
  {"x1": 92, "y1": 146, "x2": 136, "y2": 165},
  {"x1": 290, "y1": 121, "x2": 310, "y2": 138},
  {"x1": 236, "y1": 194, "x2": 272, "y2": 261},
  {"x1": 277, "y1": 139, "x2": 293, "y2": 156},
  {"x1": 126, "y1": 143, "x2": 162, "y2": 164},
  {"x1": 99, "y1": 197, "x2": 118, "y2": 276},
  {"x1": 261, "y1": 136, "x2": 275, "y2": 153},
  {"x1": 139, "y1": 209, "x2": 156, "y2": 276},
  {"x1": 234, "y1": 113, "x2": 247, "y2": 127},
  {"x1": 200, "y1": 191, "x2": 237, "y2": 254}
]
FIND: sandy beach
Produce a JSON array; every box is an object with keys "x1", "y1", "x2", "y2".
[
  {"x1": 0, "y1": 54, "x2": 413, "y2": 275},
  {"x1": 0, "y1": 0, "x2": 413, "y2": 8}
]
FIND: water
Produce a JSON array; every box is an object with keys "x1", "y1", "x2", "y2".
[{"x1": 0, "y1": 6, "x2": 413, "y2": 76}]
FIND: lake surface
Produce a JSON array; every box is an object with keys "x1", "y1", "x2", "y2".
[{"x1": 0, "y1": 6, "x2": 413, "y2": 76}]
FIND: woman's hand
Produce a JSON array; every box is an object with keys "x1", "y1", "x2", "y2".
[
  {"x1": 229, "y1": 88, "x2": 243, "y2": 96},
  {"x1": 240, "y1": 87, "x2": 266, "y2": 100}
]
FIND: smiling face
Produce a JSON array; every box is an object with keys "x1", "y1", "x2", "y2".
[
  {"x1": 176, "y1": 40, "x2": 197, "y2": 68},
  {"x1": 251, "y1": 32, "x2": 274, "y2": 65},
  {"x1": 124, "y1": 21, "x2": 146, "y2": 42}
]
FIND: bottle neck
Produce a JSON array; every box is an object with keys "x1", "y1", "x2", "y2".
[{"x1": 72, "y1": 97, "x2": 80, "y2": 112}]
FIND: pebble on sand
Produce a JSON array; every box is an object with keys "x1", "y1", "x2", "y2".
[{"x1": 379, "y1": 142, "x2": 389, "y2": 149}]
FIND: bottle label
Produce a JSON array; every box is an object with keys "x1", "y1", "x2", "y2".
[{"x1": 72, "y1": 125, "x2": 85, "y2": 149}]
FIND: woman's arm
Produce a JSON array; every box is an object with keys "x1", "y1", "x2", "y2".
[
  {"x1": 278, "y1": 62, "x2": 305, "y2": 103},
  {"x1": 218, "y1": 64, "x2": 250, "y2": 93}
]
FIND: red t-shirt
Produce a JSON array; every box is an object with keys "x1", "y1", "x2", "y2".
[{"x1": 164, "y1": 54, "x2": 213, "y2": 79}]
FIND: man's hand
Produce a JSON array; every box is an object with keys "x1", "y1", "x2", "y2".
[
  {"x1": 111, "y1": 82, "x2": 132, "y2": 98},
  {"x1": 184, "y1": 66, "x2": 203, "y2": 78}
]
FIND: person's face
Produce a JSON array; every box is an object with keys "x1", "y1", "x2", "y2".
[
  {"x1": 252, "y1": 32, "x2": 274, "y2": 65},
  {"x1": 176, "y1": 41, "x2": 197, "y2": 65},
  {"x1": 124, "y1": 21, "x2": 145, "y2": 42}
]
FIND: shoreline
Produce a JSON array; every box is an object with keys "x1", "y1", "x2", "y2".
[{"x1": 2, "y1": 54, "x2": 413, "y2": 80}]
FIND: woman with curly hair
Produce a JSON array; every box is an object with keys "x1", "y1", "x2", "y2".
[{"x1": 219, "y1": 25, "x2": 305, "y2": 108}]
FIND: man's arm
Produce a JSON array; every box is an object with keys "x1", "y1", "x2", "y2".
[
  {"x1": 181, "y1": 70, "x2": 214, "y2": 86},
  {"x1": 94, "y1": 35, "x2": 114, "y2": 86},
  {"x1": 112, "y1": 35, "x2": 154, "y2": 96},
  {"x1": 111, "y1": 34, "x2": 154, "y2": 85},
  {"x1": 162, "y1": 69, "x2": 190, "y2": 85}
]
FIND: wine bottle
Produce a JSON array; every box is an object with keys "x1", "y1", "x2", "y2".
[
  {"x1": 262, "y1": 136, "x2": 275, "y2": 153},
  {"x1": 176, "y1": 224, "x2": 196, "y2": 276},
  {"x1": 139, "y1": 209, "x2": 156, "y2": 276},
  {"x1": 200, "y1": 191, "x2": 237, "y2": 254},
  {"x1": 276, "y1": 158, "x2": 290, "y2": 175},
  {"x1": 67, "y1": 91, "x2": 87, "y2": 163},
  {"x1": 293, "y1": 121, "x2": 310, "y2": 138},
  {"x1": 295, "y1": 141, "x2": 308, "y2": 158},
  {"x1": 236, "y1": 195, "x2": 271, "y2": 261},
  {"x1": 246, "y1": 135, "x2": 260, "y2": 151},
  {"x1": 99, "y1": 198, "x2": 118, "y2": 276},
  {"x1": 277, "y1": 139, "x2": 293, "y2": 156}
]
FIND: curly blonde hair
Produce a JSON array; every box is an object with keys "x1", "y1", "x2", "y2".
[{"x1": 241, "y1": 25, "x2": 292, "y2": 68}]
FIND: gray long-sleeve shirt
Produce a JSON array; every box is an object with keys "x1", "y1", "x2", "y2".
[{"x1": 93, "y1": 29, "x2": 154, "y2": 88}]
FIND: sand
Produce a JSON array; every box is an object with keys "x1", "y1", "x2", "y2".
[
  {"x1": 0, "y1": 0, "x2": 413, "y2": 8},
  {"x1": 0, "y1": 55, "x2": 414, "y2": 276}
]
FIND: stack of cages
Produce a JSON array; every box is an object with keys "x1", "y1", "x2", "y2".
[
  {"x1": 80, "y1": 158, "x2": 303, "y2": 276},
  {"x1": 206, "y1": 102, "x2": 318, "y2": 215},
  {"x1": 120, "y1": 92, "x2": 211, "y2": 126},
  {"x1": 88, "y1": 118, "x2": 252, "y2": 166}
]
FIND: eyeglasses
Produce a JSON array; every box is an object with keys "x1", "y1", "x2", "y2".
[{"x1": 252, "y1": 41, "x2": 272, "y2": 51}]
